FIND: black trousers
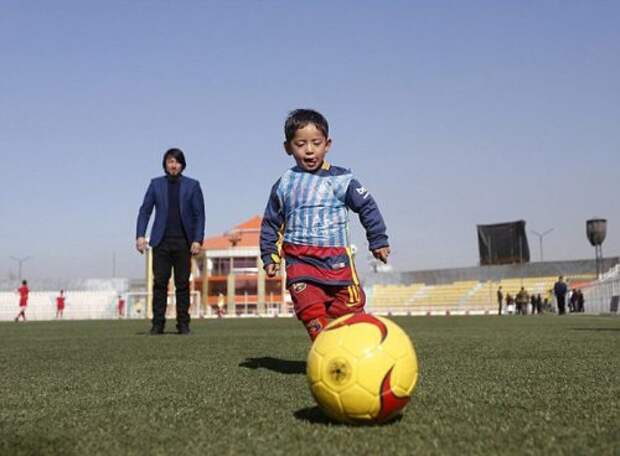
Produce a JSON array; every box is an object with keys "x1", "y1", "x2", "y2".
[
  {"x1": 152, "y1": 236, "x2": 191, "y2": 328},
  {"x1": 557, "y1": 296, "x2": 566, "y2": 315}
]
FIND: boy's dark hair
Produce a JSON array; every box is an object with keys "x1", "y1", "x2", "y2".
[
  {"x1": 22, "y1": 280, "x2": 27, "y2": 285},
  {"x1": 162, "y1": 148, "x2": 186, "y2": 173},
  {"x1": 284, "y1": 109, "x2": 329, "y2": 143}
]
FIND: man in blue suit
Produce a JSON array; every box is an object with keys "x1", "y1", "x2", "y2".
[{"x1": 136, "y1": 148, "x2": 205, "y2": 335}]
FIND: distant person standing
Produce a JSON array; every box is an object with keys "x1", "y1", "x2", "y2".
[
  {"x1": 117, "y1": 295, "x2": 125, "y2": 319},
  {"x1": 497, "y1": 286, "x2": 504, "y2": 315},
  {"x1": 535, "y1": 294, "x2": 543, "y2": 314},
  {"x1": 506, "y1": 293, "x2": 515, "y2": 315},
  {"x1": 516, "y1": 287, "x2": 529, "y2": 315},
  {"x1": 14, "y1": 280, "x2": 29, "y2": 322},
  {"x1": 576, "y1": 289, "x2": 585, "y2": 313},
  {"x1": 216, "y1": 292, "x2": 225, "y2": 319},
  {"x1": 554, "y1": 276, "x2": 568, "y2": 315},
  {"x1": 136, "y1": 148, "x2": 206, "y2": 335},
  {"x1": 56, "y1": 290, "x2": 66, "y2": 319}
]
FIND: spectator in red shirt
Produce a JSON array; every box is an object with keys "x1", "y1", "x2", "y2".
[
  {"x1": 15, "y1": 280, "x2": 29, "y2": 322},
  {"x1": 56, "y1": 290, "x2": 66, "y2": 319}
]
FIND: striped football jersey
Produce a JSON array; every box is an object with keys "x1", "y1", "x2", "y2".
[{"x1": 260, "y1": 161, "x2": 388, "y2": 287}]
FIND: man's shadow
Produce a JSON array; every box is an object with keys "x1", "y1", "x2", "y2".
[{"x1": 239, "y1": 357, "x2": 306, "y2": 375}]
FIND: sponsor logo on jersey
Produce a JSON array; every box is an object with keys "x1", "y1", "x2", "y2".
[{"x1": 356, "y1": 186, "x2": 370, "y2": 199}]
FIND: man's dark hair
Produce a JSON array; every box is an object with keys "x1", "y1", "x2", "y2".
[
  {"x1": 162, "y1": 148, "x2": 186, "y2": 173},
  {"x1": 284, "y1": 109, "x2": 329, "y2": 143}
]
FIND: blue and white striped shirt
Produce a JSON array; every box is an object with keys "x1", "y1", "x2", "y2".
[{"x1": 260, "y1": 162, "x2": 389, "y2": 266}]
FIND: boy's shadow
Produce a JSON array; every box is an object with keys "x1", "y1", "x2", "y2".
[{"x1": 239, "y1": 357, "x2": 306, "y2": 375}]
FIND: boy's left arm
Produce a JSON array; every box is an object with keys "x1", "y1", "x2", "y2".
[{"x1": 345, "y1": 179, "x2": 390, "y2": 263}]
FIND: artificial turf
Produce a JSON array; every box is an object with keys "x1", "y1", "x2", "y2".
[{"x1": 0, "y1": 315, "x2": 618, "y2": 455}]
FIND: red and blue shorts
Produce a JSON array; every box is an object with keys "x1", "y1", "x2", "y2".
[{"x1": 288, "y1": 281, "x2": 366, "y2": 339}]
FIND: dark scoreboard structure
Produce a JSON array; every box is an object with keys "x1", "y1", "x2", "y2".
[{"x1": 477, "y1": 220, "x2": 530, "y2": 266}]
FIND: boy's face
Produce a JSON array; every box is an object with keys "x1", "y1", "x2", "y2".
[
  {"x1": 284, "y1": 123, "x2": 331, "y2": 172},
  {"x1": 165, "y1": 157, "x2": 183, "y2": 176}
]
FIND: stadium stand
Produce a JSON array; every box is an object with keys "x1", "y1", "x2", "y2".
[
  {"x1": 368, "y1": 275, "x2": 598, "y2": 315},
  {"x1": 365, "y1": 258, "x2": 619, "y2": 315}
]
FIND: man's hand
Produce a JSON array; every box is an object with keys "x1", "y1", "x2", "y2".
[
  {"x1": 265, "y1": 263, "x2": 279, "y2": 278},
  {"x1": 190, "y1": 242, "x2": 202, "y2": 256},
  {"x1": 372, "y1": 246, "x2": 391, "y2": 264},
  {"x1": 136, "y1": 237, "x2": 147, "y2": 254}
]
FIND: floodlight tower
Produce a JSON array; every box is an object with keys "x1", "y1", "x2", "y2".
[
  {"x1": 586, "y1": 218, "x2": 607, "y2": 279},
  {"x1": 10, "y1": 256, "x2": 32, "y2": 283},
  {"x1": 530, "y1": 228, "x2": 554, "y2": 262}
]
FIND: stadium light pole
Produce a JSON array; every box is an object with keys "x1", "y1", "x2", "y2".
[
  {"x1": 530, "y1": 228, "x2": 554, "y2": 262},
  {"x1": 10, "y1": 256, "x2": 32, "y2": 283}
]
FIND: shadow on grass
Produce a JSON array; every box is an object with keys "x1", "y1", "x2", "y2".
[
  {"x1": 294, "y1": 406, "x2": 341, "y2": 425},
  {"x1": 0, "y1": 433, "x2": 78, "y2": 456},
  {"x1": 294, "y1": 406, "x2": 403, "y2": 426},
  {"x1": 570, "y1": 327, "x2": 620, "y2": 332},
  {"x1": 239, "y1": 357, "x2": 306, "y2": 374}
]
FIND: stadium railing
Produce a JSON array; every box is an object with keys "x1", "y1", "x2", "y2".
[{"x1": 581, "y1": 265, "x2": 620, "y2": 314}]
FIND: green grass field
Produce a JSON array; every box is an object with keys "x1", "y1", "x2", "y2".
[{"x1": 1, "y1": 315, "x2": 618, "y2": 455}]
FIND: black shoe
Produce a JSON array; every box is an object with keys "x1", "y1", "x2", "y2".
[
  {"x1": 149, "y1": 325, "x2": 164, "y2": 335},
  {"x1": 176, "y1": 324, "x2": 191, "y2": 335}
]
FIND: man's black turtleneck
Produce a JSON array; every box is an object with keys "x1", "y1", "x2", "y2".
[{"x1": 165, "y1": 174, "x2": 187, "y2": 240}]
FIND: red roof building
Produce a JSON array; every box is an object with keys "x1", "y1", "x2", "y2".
[{"x1": 196, "y1": 216, "x2": 288, "y2": 316}]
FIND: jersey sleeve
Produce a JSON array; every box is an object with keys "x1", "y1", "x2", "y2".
[
  {"x1": 260, "y1": 179, "x2": 284, "y2": 266},
  {"x1": 345, "y1": 178, "x2": 389, "y2": 251}
]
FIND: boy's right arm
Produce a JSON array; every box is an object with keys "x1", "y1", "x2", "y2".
[{"x1": 260, "y1": 180, "x2": 284, "y2": 275}]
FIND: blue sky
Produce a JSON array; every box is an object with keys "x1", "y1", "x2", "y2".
[{"x1": 1, "y1": 1, "x2": 619, "y2": 281}]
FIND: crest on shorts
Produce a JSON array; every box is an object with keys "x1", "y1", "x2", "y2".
[
  {"x1": 307, "y1": 318, "x2": 324, "y2": 334},
  {"x1": 292, "y1": 282, "x2": 307, "y2": 293}
]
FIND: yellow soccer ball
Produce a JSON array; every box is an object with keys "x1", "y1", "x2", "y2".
[{"x1": 306, "y1": 313, "x2": 418, "y2": 424}]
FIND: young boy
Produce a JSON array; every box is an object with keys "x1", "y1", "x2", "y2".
[
  {"x1": 15, "y1": 280, "x2": 29, "y2": 322},
  {"x1": 260, "y1": 109, "x2": 390, "y2": 341}
]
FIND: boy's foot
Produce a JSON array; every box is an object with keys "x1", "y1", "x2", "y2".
[
  {"x1": 149, "y1": 325, "x2": 164, "y2": 335},
  {"x1": 176, "y1": 324, "x2": 191, "y2": 335}
]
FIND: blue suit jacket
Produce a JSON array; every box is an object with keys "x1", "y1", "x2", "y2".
[{"x1": 136, "y1": 175, "x2": 205, "y2": 248}]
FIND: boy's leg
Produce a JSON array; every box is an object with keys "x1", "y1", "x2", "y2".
[
  {"x1": 288, "y1": 282, "x2": 330, "y2": 341},
  {"x1": 327, "y1": 284, "x2": 366, "y2": 319}
]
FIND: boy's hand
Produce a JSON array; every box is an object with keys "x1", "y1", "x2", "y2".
[
  {"x1": 372, "y1": 247, "x2": 391, "y2": 264},
  {"x1": 265, "y1": 263, "x2": 279, "y2": 277}
]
